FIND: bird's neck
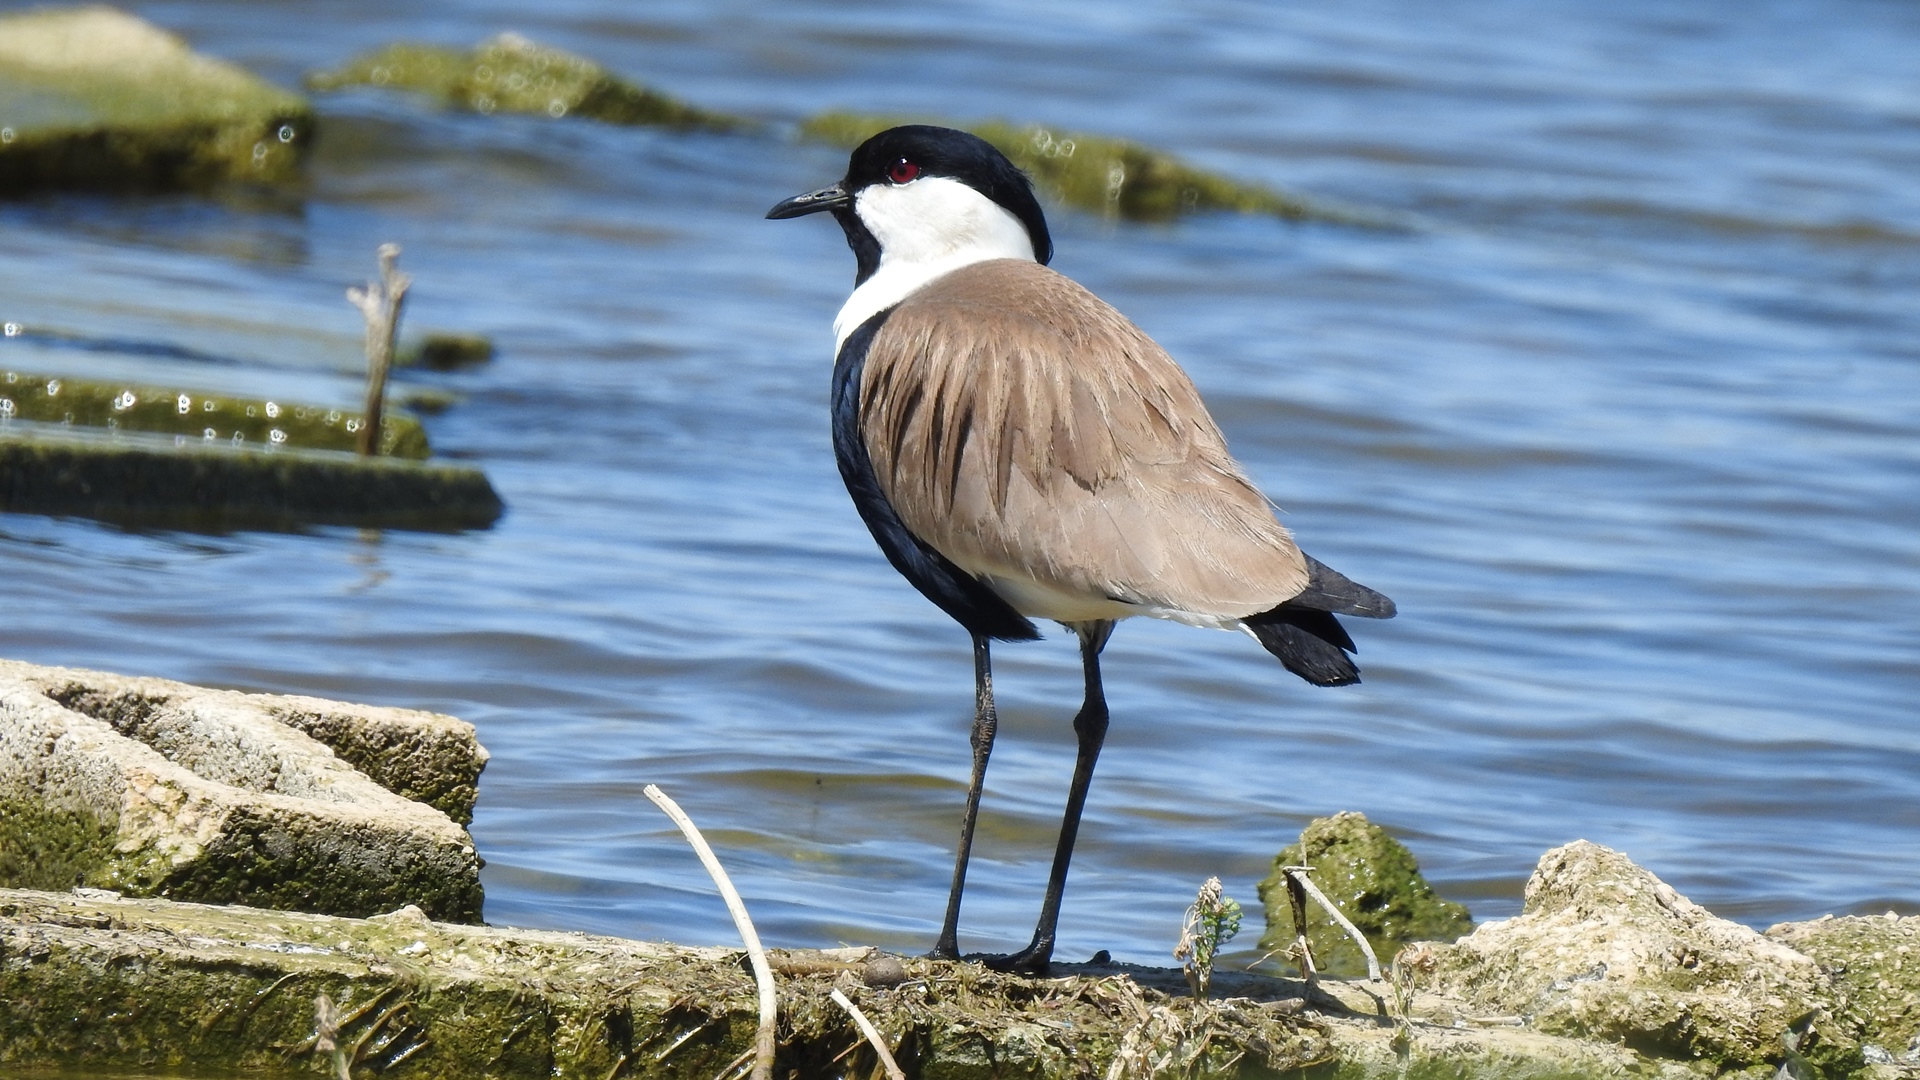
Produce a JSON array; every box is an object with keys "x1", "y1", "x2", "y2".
[{"x1": 832, "y1": 179, "x2": 1036, "y2": 352}]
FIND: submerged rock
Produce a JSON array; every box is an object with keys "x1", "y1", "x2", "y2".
[
  {"x1": 0, "y1": 361, "x2": 507, "y2": 532},
  {"x1": 1257, "y1": 811, "x2": 1474, "y2": 977},
  {"x1": 802, "y1": 111, "x2": 1368, "y2": 225},
  {"x1": 308, "y1": 33, "x2": 748, "y2": 131},
  {"x1": 0, "y1": 422, "x2": 502, "y2": 532},
  {"x1": 1426, "y1": 841, "x2": 1854, "y2": 1074},
  {"x1": 398, "y1": 331, "x2": 495, "y2": 371},
  {"x1": 0, "y1": 367, "x2": 430, "y2": 458},
  {"x1": 0, "y1": 660, "x2": 486, "y2": 921},
  {"x1": 0, "y1": 6, "x2": 311, "y2": 195}
]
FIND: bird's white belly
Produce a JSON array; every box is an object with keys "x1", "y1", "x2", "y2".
[
  {"x1": 977, "y1": 572, "x2": 1247, "y2": 632},
  {"x1": 980, "y1": 574, "x2": 1139, "y2": 625}
]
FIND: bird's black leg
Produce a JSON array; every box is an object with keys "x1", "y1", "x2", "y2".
[
  {"x1": 930, "y1": 632, "x2": 999, "y2": 960},
  {"x1": 994, "y1": 620, "x2": 1114, "y2": 974}
]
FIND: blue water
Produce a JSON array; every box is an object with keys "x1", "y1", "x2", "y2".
[{"x1": 1, "y1": 0, "x2": 1917, "y2": 968}]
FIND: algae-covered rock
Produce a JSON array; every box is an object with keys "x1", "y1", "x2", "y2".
[
  {"x1": 0, "y1": 887, "x2": 1334, "y2": 1079},
  {"x1": 0, "y1": 422, "x2": 502, "y2": 532},
  {"x1": 0, "y1": 879, "x2": 1814, "y2": 1080},
  {"x1": 0, "y1": 367, "x2": 429, "y2": 457},
  {"x1": 398, "y1": 331, "x2": 494, "y2": 371},
  {"x1": 0, "y1": 659, "x2": 484, "y2": 921},
  {"x1": 0, "y1": 6, "x2": 311, "y2": 194},
  {"x1": 1769, "y1": 914, "x2": 1920, "y2": 1061},
  {"x1": 1426, "y1": 841, "x2": 1852, "y2": 1074},
  {"x1": 1257, "y1": 811, "x2": 1474, "y2": 977},
  {"x1": 309, "y1": 33, "x2": 747, "y2": 131},
  {"x1": 802, "y1": 111, "x2": 1360, "y2": 224}
]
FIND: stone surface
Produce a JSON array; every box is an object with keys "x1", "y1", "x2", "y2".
[
  {"x1": 0, "y1": 6, "x2": 312, "y2": 194},
  {"x1": 1257, "y1": 811, "x2": 1475, "y2": 977},
  {"x1": 308, "y1": 33, "x2": 748, "y2": 130},
  {"x1": 0, "y1": 659, "x2": 485, "y2": 921},
  {"x1": 0, "y1": 367, "x2": 431, "y2": 457},
  {"x1": 802, "y1": 112, "x2": 1377, "y2": 225},
  {"x1": 3, "y1": 846, "x2": 1908, "y2": 1078},
  {"x1": 0, "y1": 421, "x2": 502, "y2": 532},
  {"x1": 1426, "y1": 840, "x2": 1851, "y2": 1073},
  {"x1": 1770, "y1": 914, "x2": 1920, "y2": 1068},
  {"x1": 398, "y1": 331, "x2": 495, "y2": 371},
  {"x1": 0, "y1": 887, "x2": 1335, "y2": 1079}
]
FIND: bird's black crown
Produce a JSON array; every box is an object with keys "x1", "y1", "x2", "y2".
[{"x1": 847, "y1": 126, "x2": 1053, "y2": 266}]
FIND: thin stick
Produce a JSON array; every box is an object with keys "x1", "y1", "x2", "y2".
[
  {"x1": 644, "y1": 784, "x2": 776, "y2": 1080},
  {"x1": 654, "y1": 1019, "x2": 712, "y2": 1063},
  {"x1": 828, "y1": 987, "x2": 906, "y2": 1080},
  {"x1": 1283, "y1": 871, "x2": 1316, "y2": 988},
  {"x1": 711, "y1": 1046, "x2": 754, "y2": 1080},
  {"x1": 1283, "y1": 865, "x2": 1383, "y2": 982},
  {"x1": 346, "y1": 243, "x2": 412, "y2": 456}
]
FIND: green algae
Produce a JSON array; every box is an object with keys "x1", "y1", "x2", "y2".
[
  {"x1": 1257, "y1": 812, "x2": 1474, "y2": 978},
  {"x1": 0, "y1": 369, "x2": 428, "y2": 458},
  {"x1": 0, "y1": 7, "x2": 311, "y2": 195},
  {"x1": 801, "y1": 111, "x2": 1368, "y2": 225},
  {"x1": 0, "y1": 424, "x2": 502, "y2": 533},
  {"x1": 0, "y1": 795, "x2": 117, "y2": 893},
  {"x1": 308, "y1": 35, "x2": 749, "y2": 131}
]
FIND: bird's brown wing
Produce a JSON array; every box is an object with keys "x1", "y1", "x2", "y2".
[{"x1": 858, "y1": 259, "x2": 1308, "y2": 620}]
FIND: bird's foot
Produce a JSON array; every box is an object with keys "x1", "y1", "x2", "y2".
[
  {"x1": 979, "y1": 941, "x2": 1052, "y2": 975},
  {"x1": 924, "y1": 941, "x2": 962, "y2": 962}
]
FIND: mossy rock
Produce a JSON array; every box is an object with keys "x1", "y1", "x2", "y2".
[
  {"x1": 0, "y1": 662, "x2": 487, "y2": 921},
  {"x1": 0, "y1": 6, "x2": 312, "y2": 195},
  {"x1": 308, "y1": 33, "x2": 749, "y2": 131},
  {"x1": 1426, "y1": 842, "x2": 1853, "y2": 1075},
  {"x1": 0, "y1": 368, "x2": 428, "y2": 457},
  {"x1": 0, "y1": 887, "x2": 1335, "y2": 1079},
  {"x1": 398, "y1": 331, "x2": 494, "y2": 371},
  {"x1": 1769, "y1": 914, "x2": 1920, "y2": 1060},
  {"x1": 0, "y1": 423, "x2": 501, "y2": 532},
  {"x1": 801, "y1": 111, "x2": 1365, "y2": 224},
  {"x1": 1257, "y1": 811, "x2": 1474, "y2": 977}
]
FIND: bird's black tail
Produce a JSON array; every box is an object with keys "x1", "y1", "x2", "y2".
[{"x1": 1244, "y1": 554, "x2": 1395, "y2": 688}]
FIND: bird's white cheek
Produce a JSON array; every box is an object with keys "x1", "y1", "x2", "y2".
[{"x1": 855, "y1": 178, "x2": 1033, "y2": 266}]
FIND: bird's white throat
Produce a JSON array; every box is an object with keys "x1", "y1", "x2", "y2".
[{"x1": 833, "y1": 176, "x2": 1036, "y2": 351}]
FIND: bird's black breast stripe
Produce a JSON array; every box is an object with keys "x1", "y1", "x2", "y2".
[{"x1": 833, "y1": 311, "x2": 1041, "y2": 642}]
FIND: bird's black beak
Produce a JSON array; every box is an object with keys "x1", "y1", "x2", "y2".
[{"x1": 766, "y1": 183, "x2": 850, "y2": 220}]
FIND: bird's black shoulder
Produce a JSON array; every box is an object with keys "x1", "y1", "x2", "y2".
[{"x1": 832, "y1": 310, "x2": 1040, "y2": 642}]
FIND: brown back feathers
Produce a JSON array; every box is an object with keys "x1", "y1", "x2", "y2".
[{"x1": 858, "y1": 259, "x2": 1309, "y2": 620}]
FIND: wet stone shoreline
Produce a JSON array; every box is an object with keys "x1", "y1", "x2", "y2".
[{"x1": 2, "y1": 657, "x2": 1916, "y2": 1079}]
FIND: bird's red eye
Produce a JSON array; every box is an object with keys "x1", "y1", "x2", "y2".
[{"x1": 888, "y1": 159, "x2": 922, "y2": 184}]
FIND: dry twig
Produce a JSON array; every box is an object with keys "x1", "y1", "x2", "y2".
[
  {"x1": 346, "y1": 243, "x2": 412, "y2": 456},
  {"x1": 828, "y1": 987, "x2": 907, "y2": 1080},
  {"x1": 644, "y1": 784, "x2": 777, "y2": 1080},
  {"x1": 1282, "y1": 865, "x2": 1383, "y2": 981}
]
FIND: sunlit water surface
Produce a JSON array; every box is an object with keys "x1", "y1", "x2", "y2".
[{"x1": 2, "y1": 0, "x2": 1917, "y2": 976}]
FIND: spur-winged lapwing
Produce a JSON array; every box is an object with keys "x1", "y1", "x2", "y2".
[{"x1": 768, "y1": 125, "x2": 1395, "y2": 972}]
